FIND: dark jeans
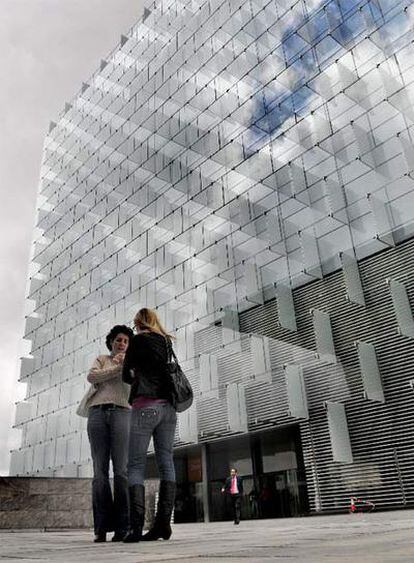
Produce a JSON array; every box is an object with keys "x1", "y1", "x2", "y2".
[
  {"x1": 87, "y1": 405, "x2": 130, "y2": 534},
  {"x1": 231, "y1": 494, "x2": 241, "y2": 523},
  {"x1": 128, "y1": 402, "x2": 177, "y2": 486}
]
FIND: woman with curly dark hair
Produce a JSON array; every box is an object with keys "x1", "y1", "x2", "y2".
[{"x1": 85, "y1": 324, "x2": 134, "y2": 543}]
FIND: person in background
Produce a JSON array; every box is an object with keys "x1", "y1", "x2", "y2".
[
  {"x1": 122, "y1": 307, "x2": 177, "y2": 543},
  {"x1": 86, "y1": 325, "x2": 134, "y2": 543},
  {"x1": 221, "y1": 468, "x2": 244, "y2": 524}
]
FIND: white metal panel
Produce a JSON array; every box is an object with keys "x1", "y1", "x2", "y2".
[
  {"x1": 23, "y1": 447, "x2": 33, "y2": 474},
  {"x1": 326, "y1": 401, "x2": 353, "y2": 464},
  {"x1": 221, "y1": 307, "x2": 240, "y2": 346},
  {"x1": 367, "y1": 193, "x2": 395, "y2": 247},
  {"x1": 250, "y1": 335, "x2": 271, "y2": 383},
  {"x1": 80, "y1": 431, "x2": 91, "y2": 462},
  {"x1": 399, "y1": 135, "x2": 414, "y2": 173},
  {"x1": 325, "y1": 178, "x2": 346, "y2": 216},
  {"x1": 311, "y1": 309, "x2": 337, "y2": 364},
  {"x1": 299, "y1": 229, "x2": 322, "y2": 279},
  {"x1": 14, "y1": 401, "x2": 34, "y2": 426},
  {"x1": 356, "y1": 341, "x2": 385, "y2": 403},
  {"x1": 66, "y1": 432, "x2": 81, "y2": 465},
  {"x1": 387, "y1": 279, "x2": 414, "y2": 338},
  {"x1": 340, "y1": 251, "x2": 365, "y2": 306},
  {"x1": 226, "y1": 383, "x2": 247, "y2": 433},
  {"x1": 32, "y1": 443, "x2": 45, "y2": 473},
  {"x1": 353, "y1": 123, "x2": 376, "y2": 168},
  {"x1": 178, "y1": 403, "x2": 198, "y2": 443},
  {"x1": 199, "y1": 353, "x2": 219, "y2": 398},
  {"x1": 78, "y1": 462, "x2": 93, "y2": 478},
  {"x1": 55, "y1": 436, "x2": 67, "y2": 467},
  {"x1": 244, "y1": 262, "x2": 264, "y2": 305},
  {"x1": 9, "y1": 450, "x2": 25, "y2": 476},
  {"x1": 284, "y1": 363, "x2": 309, "y2": 419},
  {"x1": 276, "y1": 283, "x2": 297, "y2": 331},
  {"x1": 20, "y1": 357, "x2": 34, "y2": 379},
  {"x1": 266, "y1": 212, "x2": 283, "y2": 244}
]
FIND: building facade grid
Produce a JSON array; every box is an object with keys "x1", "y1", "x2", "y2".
[{"x1": 11, "y1": 0, "x2": 414, "y2": 513}]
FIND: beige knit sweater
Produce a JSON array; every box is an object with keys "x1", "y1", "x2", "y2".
[{"x1": 86, "y1": 354, "x2": 130, "y2": 410}]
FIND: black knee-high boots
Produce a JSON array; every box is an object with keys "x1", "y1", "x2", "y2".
[
  {"x1": 141, "y1": 480, "x2": 176, "y2": 541},
  {"x1": 123, "y1": 484, "x2": 145, "y2": 543}
]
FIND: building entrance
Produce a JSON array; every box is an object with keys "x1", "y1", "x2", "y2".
[
  {"x1": 146, "y1": 425, "x2": 308, "y2": 523},
  {"x1": 146, "y1": 447, "x2": 204, "y2": 523},
  {"x1": 208, "y1": 426, "x2": 308, "y2": 521}
]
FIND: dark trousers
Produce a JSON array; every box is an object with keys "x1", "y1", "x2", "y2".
[
  {"x1": 231, "y1": 494, "x2": 241, "y2": 523},
  {"x1": 87, "y1": 406, "x2": 130, "y2": 534}
]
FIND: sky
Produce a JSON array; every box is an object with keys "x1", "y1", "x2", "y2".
[{"x1": 0, "y1": 0, "x2": 144, "y2": 475}]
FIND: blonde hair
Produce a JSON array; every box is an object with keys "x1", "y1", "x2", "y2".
[{"x1": 134, "y1": 307, "x2": 173, "y2": 338}]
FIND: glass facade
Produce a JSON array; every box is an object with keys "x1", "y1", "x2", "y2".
[{"x1": 11, "y1": 0, "x2": 414, "y2": 513}]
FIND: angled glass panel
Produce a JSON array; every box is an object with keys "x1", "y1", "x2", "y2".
[
  {"x1": 276, "y1": 282, "x2": 297, "y2": 331},
  {"x1": 340, "y1": 251, "x2": 365, "y2": 306},
  {"x1": 355, "y1": 341, "x2": 385, "y2": 403},
  {"x1": 311, "y1": 309, "x2": 337, "y2": 364},
  {"x1": 387, "y1": 278, "x2": 414, "y2": 338},
  {"x1": 178, "y1": 403, "x2": 198, "y2": 444},
  {"x1": 226, "y1": 383, "x2": 247, "y2": 433},
  {"x1": 326, "y1": 401, "x2": 353, "y2": 464},
  {"x1": 284, "y1": 364, "x2": 309, "y2": 420}
]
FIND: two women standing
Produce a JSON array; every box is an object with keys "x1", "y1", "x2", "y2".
[{"x1": 83, "y1": 309, "x2": 177, "y2": 544}]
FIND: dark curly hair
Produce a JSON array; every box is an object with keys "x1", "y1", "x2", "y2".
[{"x1": 105, "y1": 325, "x2": 134, "y2": 351}]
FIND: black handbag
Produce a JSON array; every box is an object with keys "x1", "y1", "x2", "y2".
[{"x1": 165, "y1": 338, "x2": 193, "y2": 412}]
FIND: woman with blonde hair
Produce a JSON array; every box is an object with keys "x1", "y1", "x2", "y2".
[{"x1": 122, "y1": 308, "x2": 177, "y2": 543}]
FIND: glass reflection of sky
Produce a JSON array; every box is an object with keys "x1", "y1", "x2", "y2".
[{"x1": 249, "y1": 0, "x2": 410, "y2": 144}]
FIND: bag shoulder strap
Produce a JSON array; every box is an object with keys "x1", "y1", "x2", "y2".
[{"x1": 164, "y1": 335, "x2": 178, "y2": 363}]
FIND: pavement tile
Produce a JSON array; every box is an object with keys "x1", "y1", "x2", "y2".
[{"x1": 0, "y1": 511, "x2": 414, "y2": 562}]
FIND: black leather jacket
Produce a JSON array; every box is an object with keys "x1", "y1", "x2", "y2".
[{"x1": 122, "y1": 331, "x2": 170, "y2": 404}]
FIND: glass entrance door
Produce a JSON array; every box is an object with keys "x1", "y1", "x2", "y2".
[
  {"x1": 258, "y1": 427, "x2": 309, "y2": 517},
  {"x1": 171, "y1": 447, "x2": 204, "y2": 523},
  {"x1": 207, "y1": 425, "x2": 308, "y2": 521}
]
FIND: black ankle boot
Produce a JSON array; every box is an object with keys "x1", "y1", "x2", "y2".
[
  {"x1": 142, "y1": 481, "x2": 176, "y2": 541},
  {"x1": 93, "y1": 532, "x2": 106, "y2": 543},
  {"x1": 123, "y1": 484, "x2": 145, "y2": 543}
]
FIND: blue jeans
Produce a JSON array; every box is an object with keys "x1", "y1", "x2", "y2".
[
  {"x1": 87, "y1": 405, "x2": 130, "y2": 534},
  {"x1": 128, "y1": 403, "x2": 177, "y2": 486}
]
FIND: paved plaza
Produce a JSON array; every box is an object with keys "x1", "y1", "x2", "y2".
[{"x1": 1, "y1": 510, "x2": 414, "y2": 562}]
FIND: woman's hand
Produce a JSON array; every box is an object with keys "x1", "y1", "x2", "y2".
[{"x1": 112, "y1": 352, "x2": 125, "y2": 365}]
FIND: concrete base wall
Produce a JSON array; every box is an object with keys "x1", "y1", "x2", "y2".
[
  {"x1": 0, "y1": 477, "x2": 159, "y2": 530},
  {"x1": 0, "y1": 477, "x2": 92, "y2": 529}
]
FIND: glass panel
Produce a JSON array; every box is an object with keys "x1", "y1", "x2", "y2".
[{"x1": 326, "y1": 401, "x2": 353, "y2": 464}]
